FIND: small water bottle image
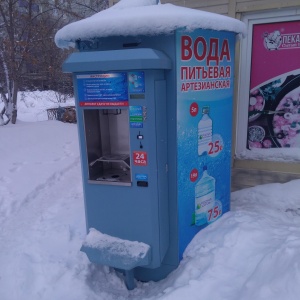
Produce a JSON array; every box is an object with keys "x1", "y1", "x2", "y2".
[
  {"x1": 198, "y1": 106, "x2": 212, "y2": 156},
  {"x1": 195, "y1": 166, "x2": 215, "y2": 226}
]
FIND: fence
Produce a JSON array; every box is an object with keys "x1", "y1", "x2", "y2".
[{"x1": 47, "y1": 106, "x2": 77, "y2": 123}]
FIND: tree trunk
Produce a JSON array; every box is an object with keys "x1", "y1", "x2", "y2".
[
  {"x1": 11, "y1": 108, "x2": 17, "y2": 124},
  {"x1": 11, "y1": 83, "x2": 18, "y2": 124},
  {"x1": 0, "y1": 105, "x2": 10, "y2": 125},
  {"x1": 0, "y1": 81, "x2": 18, "y2": 125}
]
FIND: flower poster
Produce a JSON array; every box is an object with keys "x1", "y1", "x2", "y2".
[{"x1": 248, "y1": 20, "x2": 300, "y2": 149}]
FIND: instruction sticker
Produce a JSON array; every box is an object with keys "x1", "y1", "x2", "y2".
[
  {"x1": 128, "y1": 72, "x2": 145, "y2": 94},
  {"x1": 129, "y1": 106, "x2": 143, "y2": 128},
  {"x1": 77, "y1": 72, "x2": 128, "y2": 106},
  {"x1": 135, "y1": 174, "x2": 148, "y2": 181}
]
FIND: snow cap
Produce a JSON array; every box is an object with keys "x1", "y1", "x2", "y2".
[{"x1": 55, "y1": 0, "x2": 246, "y2": 48}]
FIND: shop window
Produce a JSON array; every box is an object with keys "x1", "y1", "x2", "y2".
[{"x1": 236, "y1": 9, "x2": 300, "y2": 160}]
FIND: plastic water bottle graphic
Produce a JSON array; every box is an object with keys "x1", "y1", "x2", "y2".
[
  {"x1": 195, "y1": 166, "x2": 215, "y2": 226},
  {"x1": 198, "y1": 106, "x2": 212, "y2": 156}
]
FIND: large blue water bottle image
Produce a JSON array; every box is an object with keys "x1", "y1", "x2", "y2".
[{"x1": 195, "y1": 166, "x2": 215, "y2": 226}]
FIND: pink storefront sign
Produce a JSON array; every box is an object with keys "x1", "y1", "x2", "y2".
[{"x1": 247, "y1": 20, "x2": 300, "y2": 149}]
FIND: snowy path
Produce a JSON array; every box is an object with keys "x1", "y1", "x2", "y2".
[
  {"x1": 0, "y1": 121, "x2": 80, "y2": 220},
  {"x1": 0, "y1": 122, "x2": 147, "y2": 300},
  {"x1": 0, "y1": 160, "x2": 86, "y2": 299},
  {"x1": 1, "y1": 120, "x2": 300, "y2": 300},
  {"x1": 0, "y1": 122, "x2": 88, "y2": 299}
]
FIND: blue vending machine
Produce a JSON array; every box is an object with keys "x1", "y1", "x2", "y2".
[
  {"x1": 64, "y1": 49, "x2": 173, "y2": 287},
  {"x1": 58, "y1": 0, "x2": 246, "y2": 290}
]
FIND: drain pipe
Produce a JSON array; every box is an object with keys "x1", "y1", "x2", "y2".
[{"x1": 124, "y1": 269, "x2": 135, "y2": 290}]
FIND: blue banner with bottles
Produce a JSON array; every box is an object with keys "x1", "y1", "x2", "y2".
[{"x1": 176, "y1": 28, "x2": 236, "y2": 257}]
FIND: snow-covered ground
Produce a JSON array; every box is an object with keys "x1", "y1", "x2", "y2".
[
  {"x1": 1, "y1": 93, "x2": 300, "y2": 300},
  {"x1": 17, "y1": 90, "x2": 75, "y2": 122}
]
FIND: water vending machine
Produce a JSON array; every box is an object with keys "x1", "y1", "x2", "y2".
[
  {"x1": 63, "y1": 48, "x2": 174, "y2": 287},
  {"x1": 59, "y1": 0, "x2": 246, "y2": 290}
]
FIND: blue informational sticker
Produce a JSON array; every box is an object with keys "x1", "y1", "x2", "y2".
[
  {"x1": 76, "y1": 72, "x2": 128, "y2": 106},
  {"x1": 129, "y1": 106, "x2": 143, "y2": 128},
  {"x1": 130, "y1": 122, "x2": 143, "y2": 128},
  {"x1": 135, "y1": 174, "x2": 148, "y2": 181},
  {"x1": 176, "y1": 28, "x2": 236, "y2": 258},
  {"x1": 129, "y1": 106, "x2": 143, "y2": 116},
  {"x1": 128, "y1": 72, "x2": 145, "y2": 94}
]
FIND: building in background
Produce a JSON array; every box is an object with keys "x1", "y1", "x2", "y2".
[{"x1": 109, "y1": 0, "x2": 300, "y2": 190}]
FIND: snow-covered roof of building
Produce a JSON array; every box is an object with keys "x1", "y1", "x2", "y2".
[{"x1": 55, "y1": 0, "x2": 246, "y2": 48}]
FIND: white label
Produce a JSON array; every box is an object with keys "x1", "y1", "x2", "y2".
[{"x1": 195, "y1": 190, "x2": 215, "y2": 214}]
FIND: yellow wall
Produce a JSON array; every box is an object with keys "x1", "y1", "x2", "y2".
[{"x1": 161, "y1": 0, "x2": 300, "y2": 16}]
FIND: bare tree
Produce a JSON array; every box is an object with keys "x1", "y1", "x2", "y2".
[
  {"x1": 0, "y1": 0, "x2": 108, "y2": 125},
  {"x1": 0, "y1": 0, "x2": 56, "y2": 124}
]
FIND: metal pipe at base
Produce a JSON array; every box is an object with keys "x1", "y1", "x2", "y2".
[{"x1": 124, "y1": 269, "x2": 135, "y2": 290}]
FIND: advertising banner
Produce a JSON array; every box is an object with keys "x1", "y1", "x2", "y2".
[
  {"x1": 248, "y1": 20, "x2": 300, "y2": 149},
  {"x1": 176, "y1": 29, "x2": 235, "y2": 257}
]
